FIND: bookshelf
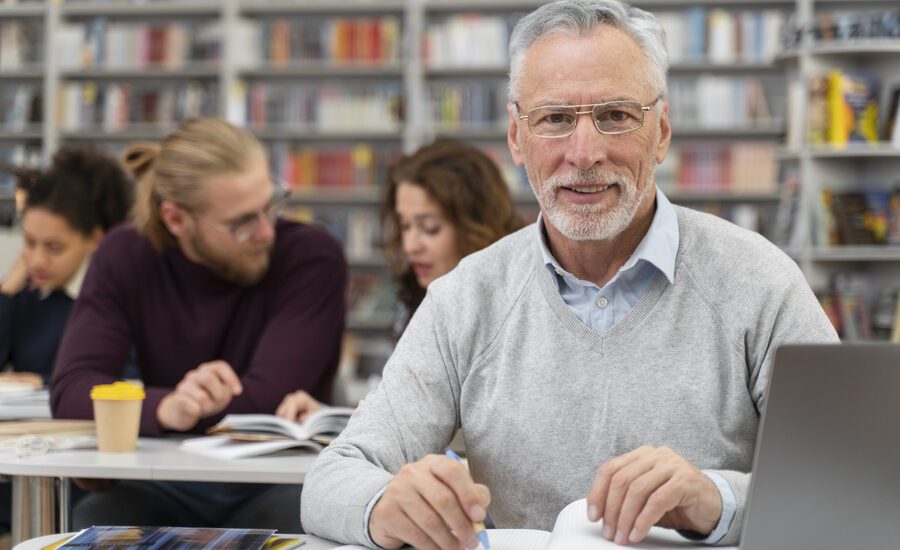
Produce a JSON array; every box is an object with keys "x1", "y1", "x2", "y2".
[
  {"x1": 0, "y1": 0, "x2": 827, "y2": 397},
  {"x1": 778, "y1": 0, "x2": 900, "y2": 340}
]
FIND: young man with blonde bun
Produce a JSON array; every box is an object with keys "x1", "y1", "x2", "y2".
[{"x1": 51, "y1": 117, "x2": 346, "y2": 531}]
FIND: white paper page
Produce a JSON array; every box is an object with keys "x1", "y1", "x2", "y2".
[
  {"x1": 333, "y1": 529, "x2": 550, "y2": 550},
  {"x1": 548, "y1": 499, "x2": 739, "y2": 550},
  {"x1": 484, "y1": 529, "x2": 552, "y2": 550}
]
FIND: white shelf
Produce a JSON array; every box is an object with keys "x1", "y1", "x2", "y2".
[
  {"x1": 60, "y1": 1, "x2": 221, "y2": 17},
  {"x1": 666, "y1": 190, "x2": 781, "y2": 203},
  {"x1": 241, "y1": 63, "x2": 404, "y2": 79},
  {"x1": 60, "y1": 127, "x2": 177, "y2": 141},
  {"x1": 0, "y1": 126, "x2": 43, "y2": 140},
  {"x1": 290, "y1": 188, "x2": 380, "y2": 205},
  {"x1": 671, "y1": 126, "x2": 784, "y2": 139},
  {"x1": 348, "y1": 255, "x2": 388, "y2": 269},
  {"x1": 807, "y1": 40, "x2": 900, "y2": 58},
  {"x1": 806, "y1": 143, "x2": 900, "y2": 159},
  {"x1": 347, "y1": 312, "x2": 394, "y2": 332},
  {"x1": 425, "y1": 66, "x2": 509, "y2": 78},
  {"x1": 0, "y1": 4, "x2": 44, "y2": 17},
  {"x1": 60, "y1": 66, "x2": 220, "y2": 80},
  {"x1": 252, "y1": 128, "x2": 403, "y2": 141},
  {"x1": 669, "y1": 61, "x2": 781, "y2": 73},
  {"x1": 0, "y1": 68, "x2": 44, "y2": 80},
  {"x1": 809, "y1": 246, "x2": 900, "y2": 263},
  {"x1": 239, "y1": 0, "x2": 405, "y2": 15}
]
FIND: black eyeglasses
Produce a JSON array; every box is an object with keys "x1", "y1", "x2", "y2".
[{"x1": 515, "y1": 95, "x2": 663, "y2": 138}]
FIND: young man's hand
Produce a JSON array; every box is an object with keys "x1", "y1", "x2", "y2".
[
  {"x1": 275, "y1": 390, "x2": 322, "y2": 423},
  {"x1": 157, "y1": 360, "x2": 242, "y2": 432}
]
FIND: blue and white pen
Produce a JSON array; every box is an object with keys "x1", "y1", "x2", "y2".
[{"x1": 444, "y1": 449, "x2": 490, "y2": 549}]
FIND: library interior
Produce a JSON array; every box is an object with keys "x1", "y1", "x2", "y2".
[{"x1": 1, "y1": 0, "x2": 899, "y2": 549}]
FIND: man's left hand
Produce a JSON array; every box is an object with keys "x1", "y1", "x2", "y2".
[{"x1": 586, "y1": 445, "x2": 722, "y2": 546}]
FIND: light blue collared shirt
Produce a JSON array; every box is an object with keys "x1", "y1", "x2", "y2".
[
  {"x1": 537, "y1": 186, "x2": 736, "y2": 544},
  {"x1": 538, "y1": 187, "x2": 678, "y2": 335}
]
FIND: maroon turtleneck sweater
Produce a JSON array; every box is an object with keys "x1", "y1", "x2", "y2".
[{"x1": 51, "y1": 220, "x2": 346, "y2": 437}]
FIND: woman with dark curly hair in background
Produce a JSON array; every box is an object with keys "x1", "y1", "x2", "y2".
[
  {"x1": 0, "y1": 148, "x2": 134, "y2": 388},
  {"x1": 277, "y1": 139, "x2": 524, "y2": 421}
]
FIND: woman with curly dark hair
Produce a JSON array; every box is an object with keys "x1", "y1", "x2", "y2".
[
  {"x1": 384, "y1": 139, "x2": 525, "y2": 330},
  {"x1": 0, "y1": 147, "x2": 134, "y2": 388},
  {"x1": 276, "y1": 139, "x2": 524, "y2": 421}
]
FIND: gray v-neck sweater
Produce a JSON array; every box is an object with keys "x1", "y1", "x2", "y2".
[{"x1": 302, "y1": 206, "x2": 838, "y2": 546}]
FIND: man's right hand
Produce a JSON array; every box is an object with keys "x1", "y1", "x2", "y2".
[
  {"x1": 370, "y1": 454, "x2": 491, "y2": 550},
  {"x1": 156, "y1": 360, "x2": 243, "y2": 432}
]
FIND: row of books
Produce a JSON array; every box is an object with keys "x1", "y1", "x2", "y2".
[
  {"x1": 288, "y1": 206, "x2": 384, "y2": 264},
  {"x1": 0, "y1": 20, "x2": 42, "y2": 70},
  {"x1": 818, "y1": 275, "x2": 900, "y2": 342},
  {"x1": 656, "y1": 142, "x2": 778, "y2": 193},
  {"x1": 783, "y1": 8, "x2": 900, "y2": 50},
  {"x1": 422, "y1": 13, "x2": 515, "y2": 69},
  {"x1": 57, "y1": 81, "x2": 217, "y2": 131},
  {"x1": 817, "y1": 189, "x2": 900, "y2": 247},
  {"x1": 55, "y1": 19, "x2": 221, "y2": 70},
  {"x1": 244, "y1": 82, "x2": 402, "y2": 132},
  {"x1": 427, "y1": 80, "x2": 507, "y2": 129},
  {"x1": 808, "y1": 70, "x2": 900, "y2": 147},
  {"x1": 657, "y1": 8, "x2": 785, "y2": 64},
  {"x1": 685, "y1": 202, "x2": 768, "y2": 235},
  {"x1": 256, "y1": 17, "x2": 401, "y2": 65},
  {"x1": 668, "y1": 76, "x2": 782, "y2": 129},
  {"x1": 270, "y1": 143, "x2": 400, "y2": 189},
  {"x1": 0, "y1": 85, "x2": 41, "y2": 128}
]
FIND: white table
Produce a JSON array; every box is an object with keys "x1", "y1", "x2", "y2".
[
  {"x1": 14, "y1": 532, "x2": 343, "y2": 550},
  {"x1": 0, "y1": 437, "x2": 318, "y2": 545}
]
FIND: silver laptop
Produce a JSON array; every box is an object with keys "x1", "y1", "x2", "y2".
[{"x1": 741, "y1": 344, "x2": 900, "y2": 550}]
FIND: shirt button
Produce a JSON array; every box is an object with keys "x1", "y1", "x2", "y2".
[
  {"x1": 596, "y1": 296, "x2": 609, "y2": 309},
  {"x1": 555, "y1": 268, "x2": 564, "y2": 276}
]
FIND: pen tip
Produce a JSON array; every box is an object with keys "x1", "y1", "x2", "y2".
[{"x1": 477, "y1": 531, "x2": 490, "y2": 549}]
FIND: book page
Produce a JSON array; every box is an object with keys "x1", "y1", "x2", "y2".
[
  {"x1": 548, "y1": 499, "x2": 738, "y2": 550},
  {"x1": 332, "y1": 530, "x2": 550, "y2": 550},
  {"x1": 484, "y1": 529, "x2": 552, "y2": 550}
]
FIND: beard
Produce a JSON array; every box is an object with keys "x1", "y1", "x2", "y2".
[
  {"x1": 529, "y1": 166, "x2": 654, "y2": 242},
  {"x1": 190, "y1": 229, "x2": 273, "y2": 286}
]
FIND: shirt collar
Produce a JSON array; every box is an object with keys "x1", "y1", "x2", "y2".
[
  {"x1": 537, "y1": 186, "x2": 678, "y2": 285},
  {"x1": 63, "y1": 258, "x2": 89, "y2": 299}
]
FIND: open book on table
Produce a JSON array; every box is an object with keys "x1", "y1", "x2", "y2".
[
  {"x1": 484, "y1": 499, "x2": 739, "y2": 550},
  {"x1": 179, "y1": 407, "x2": 354, "y2": 459}
]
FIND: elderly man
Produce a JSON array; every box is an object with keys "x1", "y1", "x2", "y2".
[
  {"x1": 51, "y1": 118, "x2": 346, "y2": 532},
  {"x1": 301, "y1": 1, "x2": 837, "y2": 548}
]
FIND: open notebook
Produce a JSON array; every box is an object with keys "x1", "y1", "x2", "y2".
[
  {"x1": 334, "y1": 499, "x2": 738, "y2": 550},
  {"x1": 487, "y1": 499, "x2": 738, "y2": 550}
]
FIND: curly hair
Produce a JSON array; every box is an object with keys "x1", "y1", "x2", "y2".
[
  {"x1": 19, "y1": 147, "x2": 134, "y2": 236},
  {"x1": 383, "y1": 139, "x2": 525, "y2": 324}
]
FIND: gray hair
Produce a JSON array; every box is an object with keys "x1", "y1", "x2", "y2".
[{"x1": 508, "y1": 0, "x2": 669, "y2": 101}]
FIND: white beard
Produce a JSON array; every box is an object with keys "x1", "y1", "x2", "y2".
[{"x1": 530, "y1": 167, "x2": 654, "y2": 241}]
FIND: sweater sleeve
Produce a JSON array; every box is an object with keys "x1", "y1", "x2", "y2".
[
  {"x1": 190, "y1": 230, "x2": 348, "y2": 432},
  {"x1": 50, "y1": 238, "x2": 136, "y2": 426},
  {"x1": 301, "y1": 293, "x2": 462, "y2": 546},
  {"x1": 712, "y1": 265, "x2": 839, "y2": 546}
]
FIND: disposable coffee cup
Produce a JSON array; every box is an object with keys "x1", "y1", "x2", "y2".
[{"x1": 90, "y1": 381, "x2": 145, "y2": 452}]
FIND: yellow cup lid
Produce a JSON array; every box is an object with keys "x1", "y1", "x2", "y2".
[{"x1": 90, "y1": 381, "x2": 145, "y2": 401}]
